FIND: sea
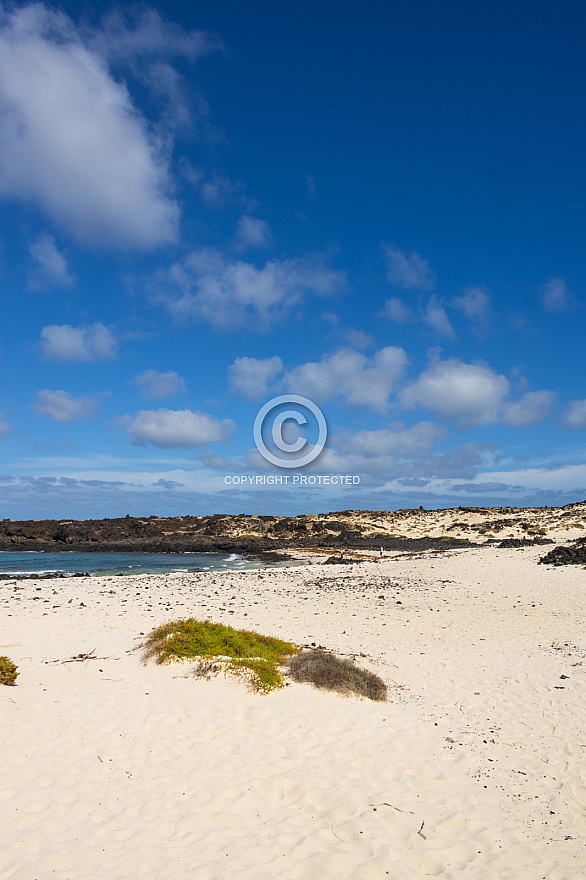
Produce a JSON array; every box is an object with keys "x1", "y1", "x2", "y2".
[{"x1": 0, "y1": 550, "x2": 264, "y2": 579}]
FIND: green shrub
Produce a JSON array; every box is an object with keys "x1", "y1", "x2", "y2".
[
  {"x1": 142, "y1": 618, "x2": 299, "y2": 694},
  {"x1": 0, "y1": 656, "x2": 19, "y2": 686},
  {"x1": 287, "y1": 650, "x2": 387, "y2": 701}
]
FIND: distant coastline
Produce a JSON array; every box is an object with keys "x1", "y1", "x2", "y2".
[{"x1": 0, "y1": 500, "x2": 584, "y2": 556}]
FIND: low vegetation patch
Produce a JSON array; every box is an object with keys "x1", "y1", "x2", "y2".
[
  {"x1": 142, "y1": 618, "x2": 300, "y2": 694},
  {"x1": 287, "y1": 649, "x2": 387, "y2": 701},
  {"x1": 143, "y1": 620, "x2": 388, "y2": 700},
  {"x1": 0, "y1": 656, "x2": 19, "y2": 686}
]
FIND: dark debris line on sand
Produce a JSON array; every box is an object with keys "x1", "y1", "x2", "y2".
[{"x1": 498, "y1": 537, "x2": 553, "y2": 548}]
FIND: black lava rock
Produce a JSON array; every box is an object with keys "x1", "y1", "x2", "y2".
[
  {"x1": 538, "y1": 542, "x2": 586, "y2": 566},
  {"x1": 499, "y1": 537, "x2": 553, "y2": 548}
]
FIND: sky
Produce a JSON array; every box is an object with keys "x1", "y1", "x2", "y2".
[{"x1": 1, "y1": 0, "x2": 586, "y2": 520}]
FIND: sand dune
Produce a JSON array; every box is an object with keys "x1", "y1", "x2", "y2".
[{"x1": 1, "y1": 542, "x2": 586, "y2": 878}]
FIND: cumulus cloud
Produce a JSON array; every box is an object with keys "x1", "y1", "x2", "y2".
[
  {"x1": 453, "y1": 287, "x2": 490, "y2": 328},
  {"x1": 502, "y1": 390, "x2": 556, "y2": 427},
  {"x1": 380, "y1": 297, "x2": 417, "y2": 323},
  {"x1": 32, "y1": 389, "x2": 108, "y2": 423},
  {"x1": 401, "y1": 358, "x2": 511, "y2": 426},
  {"x1": 383, "y1": 244, "x2": 435, "y2": 290},
  {"x1": 122, "y1": 408, "x2": 235, "y2": 448},
  {"x1": 284, "y1": 346, "x2": 408, "y2": 415},
  {"x1": 131, "y1": 369, "x2": 186, "y2": 400},
  {"x1": 0, "y1": 410, "x2": 11, "y2": 437},
  {"x1": 284, "y1": 429, "x2": 490, "y2": 485},
  {"x1": 229, "y1": 356, "x2": 283, "y2": 400},
  {"x1": 0, "y1": 4, "x2": 196, "y2": 247},
  {"x1": 410, "y1": 442, "x2": 496, "y2": 481},
  {"x1": 563, "y1": 400, "x2": 586, "y2": 429},
  {"x1": 335, "y1": 421, "x2": 447, "y2": 458},
  {"x1": 40, "y1": 322, "x2": 117, "y2": 362},
  {"x1": 144, "y1": 248, "x2": 346, "y2": 331},
  {"x1": 423, "y1": 296, "x2": 456, "y2": 339},
  {"x1": 401, "y1": 357, "x2": 554, "y2": 428},
  {"x1": 234, "y1": 216, "x2": 273, "y2": 251},
  {"x1": 539, "y1": 278, "x2": 570, "y2": 312},
  {"x1": 27, "y1": 234, "x2": 75, "y2": 291}
]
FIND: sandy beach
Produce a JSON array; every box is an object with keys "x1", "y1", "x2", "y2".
[{"x1": 1, "y1": 543, "x2": 586, "y2": 879}]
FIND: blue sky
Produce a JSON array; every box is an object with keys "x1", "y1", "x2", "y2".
[{"x1": 1, "y1": 0, "x2": 586, "y2": 519}]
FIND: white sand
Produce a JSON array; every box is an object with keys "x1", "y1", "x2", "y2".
[{"x1": 1, "y1": 545, "x2": 586, "y2": 879}]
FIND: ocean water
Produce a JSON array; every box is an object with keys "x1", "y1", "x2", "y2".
[{"x1": 0, "y1": 550, "x2": 263, "y2": 578}]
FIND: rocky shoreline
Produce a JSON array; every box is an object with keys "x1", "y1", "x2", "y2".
[
  {"x1": 1, "y1": 500, "x2": 585, "y2": 563},
  {"x1": 0, "y1": 512, "x2": 479, "y2": 555}
]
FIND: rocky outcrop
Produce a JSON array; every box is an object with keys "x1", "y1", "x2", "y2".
[
  {"x1": 538, "y1": 538, "x2": 586, "y2": 566},
  {"x1": 498, "y1": 537, "x2": 553, "y2": 548},
  {"x1": 0, "y1": 513, "x2": 477, "y2": 554},
  {"x1": 0, "y1": 501, "x2": 584, "y2": 555}
]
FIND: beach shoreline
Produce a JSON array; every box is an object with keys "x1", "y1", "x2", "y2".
[{"x1": 2, "y1": 539, "x2": 585, "y2": 879}]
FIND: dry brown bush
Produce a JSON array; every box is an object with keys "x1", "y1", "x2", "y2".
[{"x1": 286, "y1": 649, "x2": 387, "y2": 701}]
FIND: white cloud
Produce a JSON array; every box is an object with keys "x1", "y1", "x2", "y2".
[
  {"x1": 453, "y1": 287, "x2": 490, "y2": 327},
  {"x1": 27, "y1": 234, "x2": 75, "y2": 291},
  {"x1": 40, "y1": 322, "x2": 117, "y2": 362},
  {"x1": 539, "y1": 278, "x2": 570, "y2": 312},
  {"x1": 229, "y1": 356, "x2": 283, "y2": 400},
  {"x1": 284, "y1": 346, "x2": 408, "y2": 415},
  {"x1": 33, "y1": 389, "x2": 108, "y2": 423},
  {"x1": 479, "y1": 463, "x2": 586, "y2": 492},
  {"x1": 335, "y1": 421, "x2": 447, "y2": 458},
  {"x1": 145, "y1": 248, "x2": 346, "y2": 331},
  {"x1": 93, "y1": 9, "x2": 222, "y2": 140},
  {"x1": 563, "y1": 400, "x2": 586, "y2": 429},
  {"x1": 503, "y1": 390, "x2": 556, "y2": 427},
  {"x1": 401, "y1": 357, "x2": 554, "y2": 428},
  {"x1": 132, "y1": 369, "x2": 186, "y2": 400},
  {"x1": 264, "y1": 427, "x2": 484, "y2": 485},
  {"x1": 380, "y1": 297, "x2": 417, "y2": 323},
  {"x1": 401, "y1": 358, "x2": 511, "y2": 426},
  {"x1": 234, "y1": 215, "x2": 273, "y2": 251},
  {"x1": 0, "y1": 410, "x2": 11, "y2": 437},
  {"x1": 383, "y1": 244, "x2": 435, "y2": 290},
  {"x1": 123, "y1": 408, "x2": 235, "y2": 448},
  {"x1": 0, "y1": 4, "x2": 181, "y2": 247},
  {"x1": 424, "y1": 296, "x2": 456, "y2": 339}
]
